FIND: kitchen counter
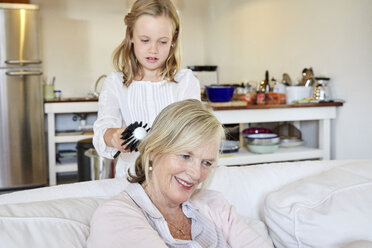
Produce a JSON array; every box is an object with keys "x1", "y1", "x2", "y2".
[
  {"x1": 210, "y1": 101, "x2": 343, "y2": 166},
  {"x1": 44, "y1": 98, "x2": 98, "y2": 114},
  {"x1": 207, "y1": 101, "x2": 343, "y2": 110},
  {"x1": 44, "y1": 98, "x2": 343, "y2": 109},
  {"x1": 44, "y1": 99, "x2": 343, "y2": 185}
]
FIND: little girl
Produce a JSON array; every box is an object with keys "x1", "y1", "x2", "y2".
[{"x1": 93, "y1": 0, "x2": 200, "y2": 177}]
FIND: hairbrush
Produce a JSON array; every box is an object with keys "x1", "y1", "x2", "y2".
[{"x1": 113, "y1": 121, "x2": 150, "y2": 158}]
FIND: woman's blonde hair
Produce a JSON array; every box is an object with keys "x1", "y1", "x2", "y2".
[
  {"x1": 128, "y1": 99, "x2": 225, "y2": 184},
  {"x1": 113, "y1": 0, "x2": 181, "y2": 87}
]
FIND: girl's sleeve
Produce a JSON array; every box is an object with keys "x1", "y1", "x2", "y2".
[
  {"x1": 93, "y1": 74, "x2": 124, "y2": 159},
  {"x1": 177, "y1": 69, "x2": 201, "y2": 101},
  {"x1": 197, "y1": 191, "x2": 274, "y2": 248}
]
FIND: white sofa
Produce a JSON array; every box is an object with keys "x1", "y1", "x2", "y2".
[{"x1": 1, "y1": 159, "x2": 372, "y2": 248}]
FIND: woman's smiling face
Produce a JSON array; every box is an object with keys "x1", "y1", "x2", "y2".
[{"x1": 147, "y1": 139, "x2": 219, "y2": 208}]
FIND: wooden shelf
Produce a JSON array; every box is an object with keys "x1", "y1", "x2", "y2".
[
  {"x1": 218, "y1": 146, "x2": 323, "y2": 166},
  {"x1": 54, "y1": 134, "x2": 93, "y2": 143},
  {"x1": 56, "y1": 163, "x2": 78, "y2": 173}
]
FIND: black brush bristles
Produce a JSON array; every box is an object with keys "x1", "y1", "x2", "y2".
[{"x1": 113, "y1": 121, "x2": 150, "y2": 158}]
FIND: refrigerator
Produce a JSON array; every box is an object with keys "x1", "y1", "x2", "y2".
[{"x1": 0, "y1": 3, "x2": 46, "y2": 191}]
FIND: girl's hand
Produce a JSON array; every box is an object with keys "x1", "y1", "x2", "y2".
[{"x1": 104, "y1": 127, "x2": 128, "y2": 153}]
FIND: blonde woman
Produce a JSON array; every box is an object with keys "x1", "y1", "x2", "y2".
[
  {"x1": 93, "y1": 0, "x2": 200, "y2": 177},
  {"x1": 88, "y1": 99, "x2": 272, "y2": 248}
]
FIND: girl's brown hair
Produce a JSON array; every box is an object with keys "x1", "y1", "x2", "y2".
[{"x1": 113, "y1": 0, "x2": 180, "y2": 87}]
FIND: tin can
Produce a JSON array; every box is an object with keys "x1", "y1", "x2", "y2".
[{"x1": 256, "y1": 91, "x2": 265, "y2": 104}]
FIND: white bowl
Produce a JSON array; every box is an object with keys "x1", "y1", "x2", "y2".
[
  {"x1": 280, "y1": 138, "x2": 304, "y2": 148},
  {"x1": 247, "y1": 144, "x2": 279, "y2": 154},
  {"x1": 244, "y1": 133, "x2": 280, "y2": 145}
]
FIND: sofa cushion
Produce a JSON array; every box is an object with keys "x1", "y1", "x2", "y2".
[
  {"x1": 0, "y1": 195, "x2": 272, "y2": 248},
  {"x1": 205, "y1": 160, "x2": 342, "y2": 220},
  {"x1": 0, "y1": 197, "x2": 105, "y2": 248},
  {"x1": 263, "y1": 160, "x2": 372, "y2": 248}
]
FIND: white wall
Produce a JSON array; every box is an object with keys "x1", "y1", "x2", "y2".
[
  {"x1": 31, "y1": 0, "x2": 127, "y2": 96},
  {"x1": 32, "y1": 0, "x2": 206, "y2": 97},
  {"x1": 33, "y1": 0, "x2": 372, "y2": 160},
  {"x1": 202, "y1": 0, "x2": 372, "y2": 160}
]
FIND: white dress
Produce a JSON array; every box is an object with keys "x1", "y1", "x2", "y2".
[{"x1": 93, "y1": 69, "x2": 200, "y2": 178}]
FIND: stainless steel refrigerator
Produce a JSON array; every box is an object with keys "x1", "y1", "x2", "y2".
[{"x1": 0, "y1": 3, "x2": 46, "y2": 191}]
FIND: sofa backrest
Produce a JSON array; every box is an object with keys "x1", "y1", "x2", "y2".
[
  {"x1": 0, "y1": 177, "x2": 129, "y2": 205},
  {"x1": 1, "y1": 159, "x2": 348, "y2": 217},
  {"x1": 205, "y1": 159, "x2": 343, "y2": 220}
]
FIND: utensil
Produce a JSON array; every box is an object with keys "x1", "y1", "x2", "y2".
[
  {"x1": 281, "y1": 73, "x2": 292, "y2": 86},
  {"x1": 299, "y1": 68, "x2": 315, "y2": 86}
]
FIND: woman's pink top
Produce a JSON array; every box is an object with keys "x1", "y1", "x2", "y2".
[{"x1": 87, "y1": 183, "x2": 272, "y2": 248}]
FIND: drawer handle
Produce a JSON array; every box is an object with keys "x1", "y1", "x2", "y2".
[
  {"x1": 5, "y1": 59, "x2": 42, "y2": 65},
  {"x1": 6, "y1": 70, "x2": 43, "y2": 76}
]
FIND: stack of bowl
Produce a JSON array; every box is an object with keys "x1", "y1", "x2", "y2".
[{"x1": 243, "y1": 133, "x2": 280, "y2": 154}]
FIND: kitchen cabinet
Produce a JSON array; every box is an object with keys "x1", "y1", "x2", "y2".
[
  {"x1": 212, "y1": 102, "x2": 343, "y2": 166},
  {"x1": 44, "y1": 99, "x2": 98, "y2": 186},
  {"x1": 44, "y1": 100, "x2": 342, "y2": 185}
]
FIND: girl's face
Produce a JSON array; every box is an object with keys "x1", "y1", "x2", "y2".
[
  {"x1": 145, "y1": 139, "x2": 219, "y2": 209},
  {"x1": 131, "y1": 14, "x2": 174, "y2": 80}
]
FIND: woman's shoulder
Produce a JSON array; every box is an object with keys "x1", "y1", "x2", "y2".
[
  {"x1": 93, "y1": 191, "x2": 142, "y2": 216},
  {"x1": 88, "y1": 190, "x2": 168, "y2": 248}
]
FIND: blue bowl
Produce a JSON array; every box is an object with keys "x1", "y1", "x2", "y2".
[{"x1": 206, "y1": 85, "x2": 234, "y2": 102}]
